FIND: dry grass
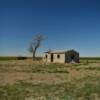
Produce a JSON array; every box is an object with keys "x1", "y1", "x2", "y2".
[{"x1": 0, "y1": 60, "x2": 100, "y2": 100}]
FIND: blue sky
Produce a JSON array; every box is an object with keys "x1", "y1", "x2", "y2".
[{"x1": 0, "y1": 0, "x2": 100, "y2": 57}]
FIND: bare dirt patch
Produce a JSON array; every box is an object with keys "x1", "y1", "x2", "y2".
[{"x1": 0, "y1": 72, "x2": 68, "y2": 85}]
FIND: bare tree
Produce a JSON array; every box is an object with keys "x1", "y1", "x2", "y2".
[{"x1": 29, "y1": 34, "x2": 45, "y2": 60}]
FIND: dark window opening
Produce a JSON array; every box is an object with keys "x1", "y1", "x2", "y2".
[{"x1": 57, "y1": 54, "x2": 60, "y2": 59}]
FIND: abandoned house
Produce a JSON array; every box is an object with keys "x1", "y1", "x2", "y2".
[{"x1": 43, "y1": 50, "x2": 79, "y2": 63}]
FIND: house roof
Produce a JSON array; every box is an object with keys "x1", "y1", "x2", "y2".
[{"x1": 44, "y1": 50, "x2": 69, "y2": 54}]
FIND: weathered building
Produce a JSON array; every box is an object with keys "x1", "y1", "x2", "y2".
[{"x1": 43, "y1": 50, "x2": 79, "y2": 63}]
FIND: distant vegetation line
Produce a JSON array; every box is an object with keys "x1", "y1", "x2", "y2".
[
  {"x1": 0, "y1": 56, "x2": 100, "y2": 61},
  {"x1": 0, "y1": 56, "x2": 27, "y2": 61},
  {"x1": 80, "y1": 57, "x2": 100, "y2": 60}
]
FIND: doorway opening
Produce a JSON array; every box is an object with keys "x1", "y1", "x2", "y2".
[
  {"x1": 71, "y1": 55, "x2": 75, "y2": 63},
  {"x1": 51, "y1": 54, "x2": 54, "y2": 62}
]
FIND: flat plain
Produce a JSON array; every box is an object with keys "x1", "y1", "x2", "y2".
[{"x1": 0, "y1": 59, "x2": 100, "y2": 100}]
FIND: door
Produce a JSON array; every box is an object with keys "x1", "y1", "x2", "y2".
[{"x1": 51, "y1": 54, "x2": 54, "y2": 62}]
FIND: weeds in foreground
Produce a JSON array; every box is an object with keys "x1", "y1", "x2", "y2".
[{"x1": 0, "y1": 77, "x2": 100, "y2": 100}]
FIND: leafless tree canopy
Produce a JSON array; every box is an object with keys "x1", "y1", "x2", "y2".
[{"x1": 29, "y1": 34, "x2": 45, "y2": 59}]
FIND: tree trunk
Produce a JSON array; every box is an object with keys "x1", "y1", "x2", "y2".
[{"x1": 33, "y1": 50, "x2": 36, "y2": 60}]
